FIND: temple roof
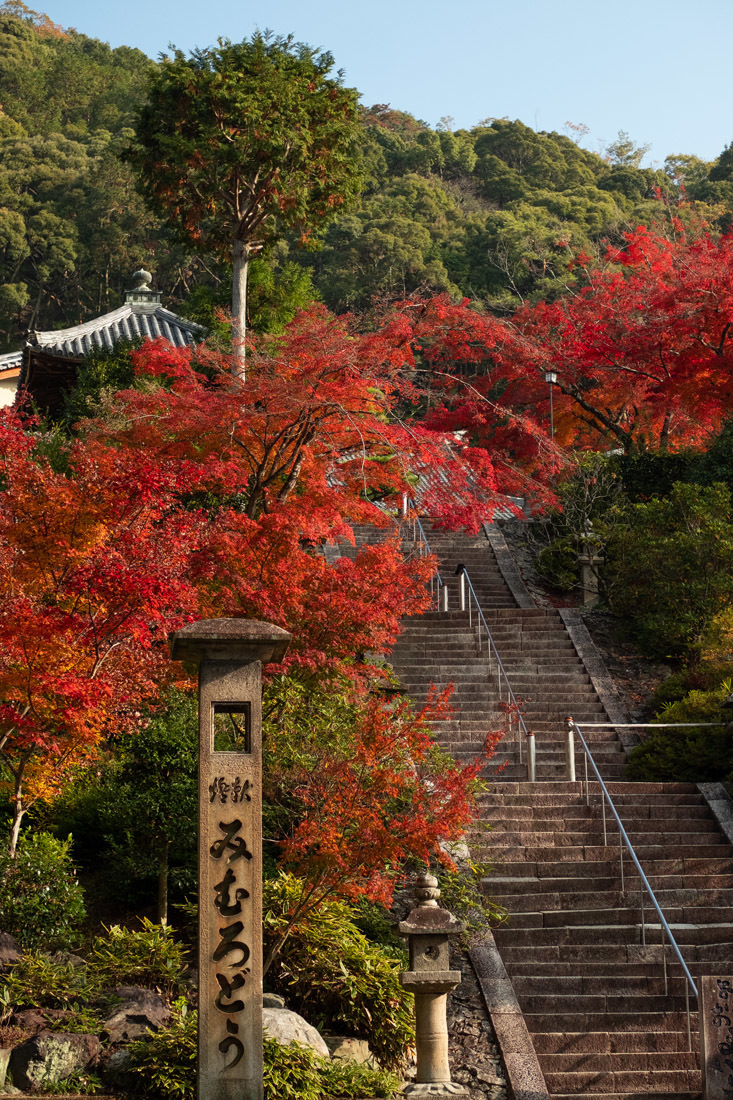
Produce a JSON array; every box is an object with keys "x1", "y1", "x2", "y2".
[
  {"x1": 25, "y1": 301, "x2": 202, "y2": 359},
  {"x1": 1, "y1": 268, "x2": 203, "y2": 371},
  {"x1": 2, "y1": 269, "x2": 206, "y2": 416}
]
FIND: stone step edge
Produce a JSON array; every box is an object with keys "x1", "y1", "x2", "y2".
[{"x1": 469, "y1": 930, "x2": 551, "y2": 1100}]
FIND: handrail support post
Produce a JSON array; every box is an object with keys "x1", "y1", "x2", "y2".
[{"x1": 565, "y1": 719, "x2": 576, "y2": 783}]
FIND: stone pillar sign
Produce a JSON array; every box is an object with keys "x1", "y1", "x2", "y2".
[
  {"x1": 700, "y1": 976, "x2": 733, "y2": 1099},
  {"x1": 171, "y1": 619, "x2": 291, "y2": 1100}
]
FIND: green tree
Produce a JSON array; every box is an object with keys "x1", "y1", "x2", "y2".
[
  {"x1": 605, "y1": 129, "x2": 650, "y2": 169},
  {"x1": 60, "y1": 692, "x2": 199, "y2": 924},
  {"x1": 127, "y1": 32, "x2": 362, "y2": 369},
  {"x1": 604, "y1": 483, "x2": 733, "y2": 658}
]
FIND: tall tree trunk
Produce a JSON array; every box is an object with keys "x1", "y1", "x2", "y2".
[
  {"x1": 9, "y1": 799, "x2": 24, "y2": 859},
  {"x1": 232, "y1": 240, "x2": 249, "y2": 380},
  {"x1": 157, "y1": 839, "x2": 169, "y2": 925},
  {"x1": 8, "y1": 760, "x2": 28, "y2": 858}
]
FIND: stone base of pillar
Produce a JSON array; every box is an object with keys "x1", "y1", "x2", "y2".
[{"x1": 402, "y1": 1083, "x2": 469, "y2": 1096}]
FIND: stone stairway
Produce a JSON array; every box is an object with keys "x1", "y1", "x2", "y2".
[
  {"x1": 390, "y1": 523, "x2": 626, "y2": 781},
  {"x1": 371, "y1": 518, "x2": 733, "y2": 1100},
  {"x1": 479, "y1": 779, "x2": 733, "y2": 1099}
]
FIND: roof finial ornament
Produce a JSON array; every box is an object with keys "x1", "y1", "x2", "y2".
[
  {"x1": 130, "y1": 267, "x2": 153, "y2": 291},
  {"x1": 125, "y1": 267, "x2": 160, "y2": 310}
]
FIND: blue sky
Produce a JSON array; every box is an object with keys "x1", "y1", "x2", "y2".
[{"x1": 45, "y1": 0, "x2": 732, "y2": 165}]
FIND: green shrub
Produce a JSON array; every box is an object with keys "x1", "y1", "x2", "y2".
[
  {"x1": 626, "y1": 680, "x2": 733, "y2": 782},
  {"x1": 126, "y1": 997, "x2": 196, "y2": 1099},
  {"x1": 47, "y1": 690, "x2": 198, "y2": 924},
  {"x1": 263, "y1": 874, "x2": 414, "y2": 1069},
  {"x1": 2, "y1": 951, "x2": 94, "y2": 1009},
  {"x1": 125, "y1": 1005, "x2": 400, "y2": 1100},
  {"x1": 536, "y1": 537, "x2": 579, "y2": 591},
  {"x1": 351, "y1": 898, "x2": 405, "y2": 956},
  {"x1": 605, "y1": 483, "x2": 733, "y2": 658},
  {"x1": 437, "y1": 861, "x2": 508, "y2": 940},
  {"x1": 0, "y1": 832, "x2": 86, "y2": 950},
  {"x1": 263, "y1": 1038, "x2": 322, "y2": 1100},
  {"x1": 89, "y1": 919, "x2": 188, "y2": 994},
  {"x1": 319, "y1": 1057, "x2": 401, "y2": 1097},
  {"x1": 614, "y1": 449, "x2": 702, "y2": 501},
  {"x1": 263, "y1": 1037, "x2": 400, "y2": 1100},
  {"x1": 39, "y1": 1068, "x2": 103, "y2": 1094}
]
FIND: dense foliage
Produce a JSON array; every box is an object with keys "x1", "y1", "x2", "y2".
[
  {"x1": 127, "y1": 33, "x2": 362, "y2": 360},
  {"x1": 0, "y1": 830, "x2": 85, "y2": 949},
  {"x1": 626, "y1": 680, "x2": 733, "y2": 784},
  {"x1": 5, "y1": 2, "x2": 733, "y2": 354},
  {"x1": 125, "y1": 1005, "x2": 401, "y2": 1100},
  {"x1": 603, "y1": 483, "x2": 733, "y2": 659},
  {"x1": 263, "y1": 875, "x2": 414, "y2": 1068}
]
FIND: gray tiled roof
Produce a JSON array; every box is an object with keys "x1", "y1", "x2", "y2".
[
  {"x1": 0, "y1": 352, "x2": 22, "y2": 372},
  {"x1": 28, "y1": 303, "x2": 203, "y2": 359}
]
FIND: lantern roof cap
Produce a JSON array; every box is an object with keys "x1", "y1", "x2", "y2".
[{"x1": 171, "y1": 618, "x2": 291, "y2": 665}]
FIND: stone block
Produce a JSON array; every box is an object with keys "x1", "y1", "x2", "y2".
[
  {"x1": 103, "y1": 985, "x2": 171, "y2": 1043},
  {"x1": 262, "y1": 1007, "x2": 329, "y2": 1057},
  {"x1": 0, "y1": 934, "x2": 20, "y2": 970},
  {"x1": 9, "y1": 1030, "x2": 101, "y2": 1091},
  {"x1": 324, "y1": 1035, "x2": 374, "y2": 1064},
  {"x1": 502, "y1": 1053, "x2": 551, "y2": 1100}
]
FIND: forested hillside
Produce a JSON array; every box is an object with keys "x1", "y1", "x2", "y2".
[{"x1": 3, "y1": 0, "x2": 733, "y2": 351}]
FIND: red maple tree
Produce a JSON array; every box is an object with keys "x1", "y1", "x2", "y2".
[{"x1": 0, "y1": 413, "x2": 204, "y2": 854}]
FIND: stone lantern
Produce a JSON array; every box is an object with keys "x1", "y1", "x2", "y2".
[
  {"x1": 577, "y1": 519, "x2": 604, "y2": 607},
  {"x1": 399, "y1": 873, "x2": 468, "y2": 1097}
]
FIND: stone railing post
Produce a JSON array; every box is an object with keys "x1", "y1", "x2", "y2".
[
  {"x1": 399, "y1": 873, "x2": 468, "y2": 1097},
  {"x1": 171, "y1": 618, "x2": 291, "y2": 1100},
  {"x1": 700, "y1": 975, "x2": 733, "y2": 1099}
]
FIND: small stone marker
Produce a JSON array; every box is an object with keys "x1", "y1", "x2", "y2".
[
  {"x1": 700, "y1": 975, "x2": 733, "y2": 1099},
  {"x1": 171, "y1": 618, "x2": 290, "y2": 1100},
  {"x1": 399, "y1": 873, "x2": 468, "y2": 1097}
]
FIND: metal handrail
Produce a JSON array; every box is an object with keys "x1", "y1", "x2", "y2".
[
  {"x1": 568, "y1": 718, "x2": 699, "y2": 1049},
  {"x1": 402, "y1": 498, "x2": 446, "y2": 610},
  {"x1": 457, "y1": 565, "x2": 537, "y2": 781}
]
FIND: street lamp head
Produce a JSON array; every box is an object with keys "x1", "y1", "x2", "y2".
[{"x1": 544, "y1": 371, "x2": 558, "y2": 385}]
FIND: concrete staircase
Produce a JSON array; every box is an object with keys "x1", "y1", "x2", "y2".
[{"x1": 375, "y1": 519, "x2": 733, "y2": 1100}]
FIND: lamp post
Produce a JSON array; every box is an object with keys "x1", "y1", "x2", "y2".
[{"x1": 544, "y1": 371, "x2": 557, "y2": 439}]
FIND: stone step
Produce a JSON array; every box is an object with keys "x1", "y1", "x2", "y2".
[
  {"x1": 505, "y1": 961, "x2": 715, "y2": 980},
  {"x1": 533, "y1": 1031, "x2": 698, "y2": 1054},
  {"x1": 476, "y1": 831, "x2": 725, "y2": 851},
  {"x1": 511, "y1": 974, "x2": 698, "y2": 997},
  {"x1": 492, "y1": 888, "x2": 733, "y2": 916},
  {"x1": 496, "y1": 942, "x2": 733, "y2": 965},
  {"x1": 485, "y1": 782, "x2": 699, "y2": 794},
  {"x1": 550, "y1": 1093, "x2": 700, "y2": 1100},
  {"x1": 482, "y1": 793, "x2": 707, "y2": 808},
  {"x1": 493, "y1": 922, "x2": 733, "y2": 947},
  {"x1": 540, "y1": 1051, "x2": 699, "y2": 1072},
  {"x1": 543, "y1": 1068, "x2": 700, "y2": 1095},
  {"x1": 503, "y1": 902, "x2": 733, "y2": 928},
  {"x1": 479, "y1": 817, "x2": 720, "y2": 834},
  {"x1": 524, "y1": 1010, "x2": 698, "y2": 1033},
  {"x1": 482, "y1": 802, "x2": 713, "y2": 821},
  {"x1": 488, "y1": 872, "x2": 733, "y2": 894}
]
